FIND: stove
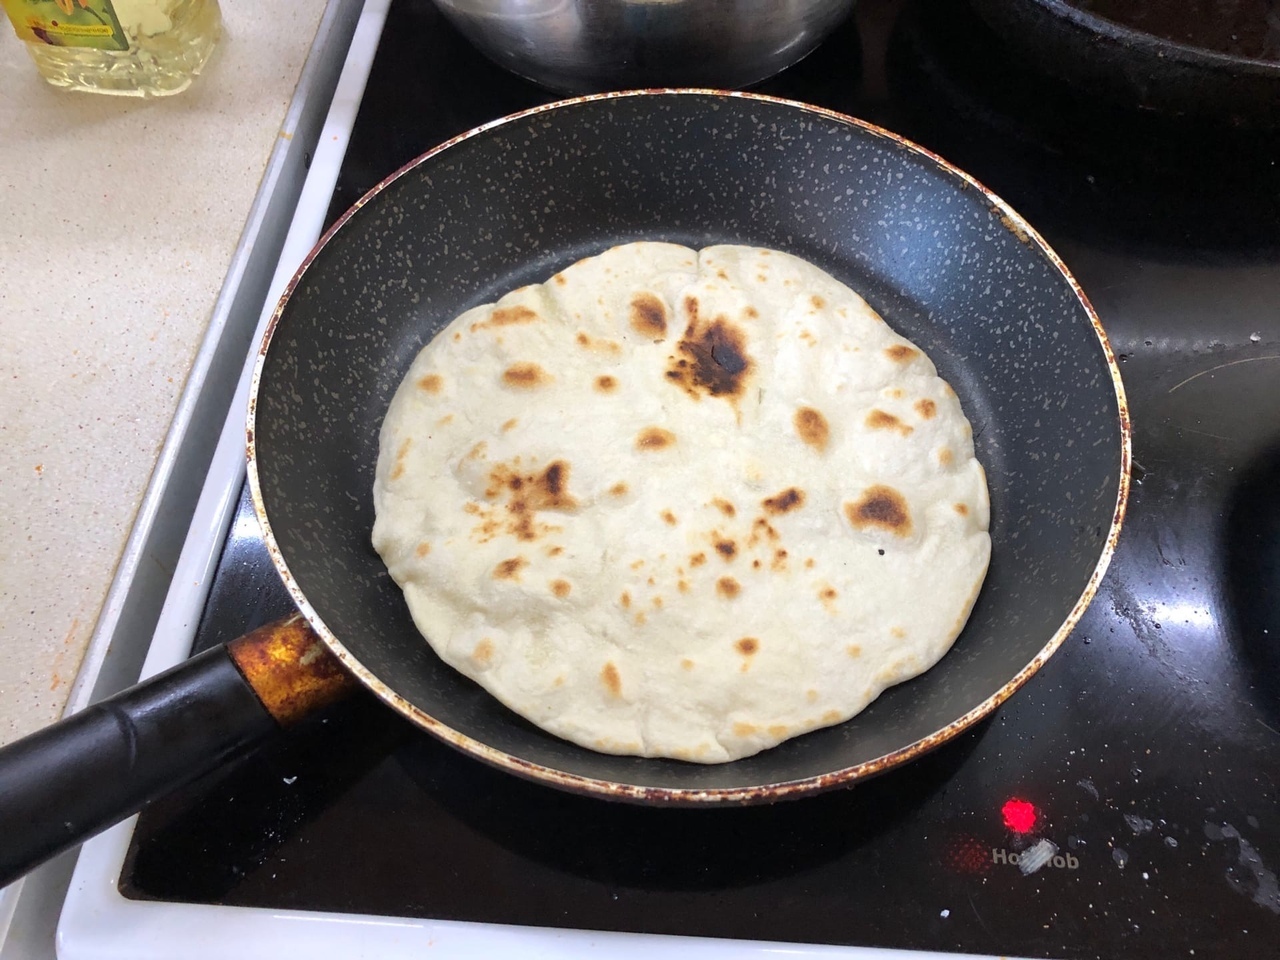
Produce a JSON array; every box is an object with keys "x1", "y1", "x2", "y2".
[{"x1": 53, "y1": 0, "x2": 1280, "y2": 957}]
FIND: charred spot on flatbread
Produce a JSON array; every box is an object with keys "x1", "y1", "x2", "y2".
[
  {"x1": 794, "y1": 407, "x2": 829, "y2": 451},
  {"x1": 762, "y1": 487, "x2": 805, "y2": 514},
  {"x1": 472, "y1": 305, "x2": 540, "y2": 332},
  {"x1": 845, "y1": 485, "x2": 914, "y2": 538},
  {"x1": 630, "y1": 293, "x2": 669, "y2": 339},
  {"x1": 665, "y1": 300, "x2": 753, "y2": 404},
  {"x1": 866, "y1": 409, "x2": 913, "y2": 436},
  {"x1": 636, "y1": 426, "x2": 676, "y2": 450},
  {"x1": 885, "y1": 344, "x2": 918, "y2": 363},
  {"x1": 502, "y1": 362, "x2": 552, "y2": 388}
]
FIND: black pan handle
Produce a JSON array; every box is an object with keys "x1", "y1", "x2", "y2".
[{"x1": 0, "y1": 615, "x2": 355, "y2": 889}]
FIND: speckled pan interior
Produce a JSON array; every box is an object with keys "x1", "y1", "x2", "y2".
[{"x1": 252, "y1": 92, "x2": 1126, "y2": 799}]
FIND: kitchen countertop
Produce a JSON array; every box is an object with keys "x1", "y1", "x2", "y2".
[{"x1": 0, "y1": 0, "x2": 331, "y2": 749}]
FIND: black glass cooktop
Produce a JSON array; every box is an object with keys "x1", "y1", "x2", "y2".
[{"x1": 120, "y1": 1, "x2": 1280, "y2": 957}]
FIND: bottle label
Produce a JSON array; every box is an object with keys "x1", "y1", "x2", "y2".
[{"x1": 1, "y1": 0, "x2": 129, "y2": 51}]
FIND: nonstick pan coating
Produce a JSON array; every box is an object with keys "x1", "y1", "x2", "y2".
[{"x1": 249, "y1": 91, "x2": 1129, "y2": 803}]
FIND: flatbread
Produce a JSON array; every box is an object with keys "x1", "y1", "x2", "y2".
[{"x1": 372, "y1": 243, "x2": 990, "y2": 763}]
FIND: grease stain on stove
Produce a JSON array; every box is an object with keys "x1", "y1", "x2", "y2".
[{"x1": 1204, "y1": 822, "x2": 1280, "y2": 914}]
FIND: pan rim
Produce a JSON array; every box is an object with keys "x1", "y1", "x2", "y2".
[
  {"x1": 1029, "y1": 0, "x2": 1280, "y2": 79},
  {"x1": 246, "y1": 88, "x2": 1132, "y2": 805}
]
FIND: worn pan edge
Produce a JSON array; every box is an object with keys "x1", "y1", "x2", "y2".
[
  {"x1": 245, "y1": 88, "x2": 1132, "y2": 806},
  {"x1": 1031, "y1": 0, "x2": 1280, "y2": 78}
]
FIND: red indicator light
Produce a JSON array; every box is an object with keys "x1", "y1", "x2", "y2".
[{"x1": 1002, "y1": 798, "x2": 1038, "y2": 833}]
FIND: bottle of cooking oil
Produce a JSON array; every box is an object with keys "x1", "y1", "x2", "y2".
[{"x1": 1, "y1": 0, "x2": 221, "y2": 97}]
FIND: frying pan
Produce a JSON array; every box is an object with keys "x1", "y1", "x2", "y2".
[
  {"x1": 0, "y1": 91, "x2": 1129, "y2": 889},
  {"x1": 969, "y1": 0, "x2": 1280, "y2": 127}
]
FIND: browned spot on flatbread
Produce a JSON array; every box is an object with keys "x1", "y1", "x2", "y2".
[
  {"x1": 635, "y1": 611, "x2": 648, "y2": 626},
  {"x1": 471, "y1": 305, "x2": 540, "y2": 332},
  {"x1": 822, "y1": 709, "x2": 842, "y2": 724},
  {"x1": 661, "y1": 510, "x2": 678, "y2": 526},
  {"x1": 752, "y1": 559, "x2": 761, "y2": 569},
  {"x1": 733, "y1": 722, "x2": 758, "y2": 737},
  {"x1": 714, "y1": 538, "x2": 737, "y2": 561},
  {"x1": 806, "y1": 689, "x2": 819, "y2": 703},
  {"x1": 915, "y1": 398, "x2": 937, "y2": 420},
  {"x1": 716, "y1": 268, "x2": 729, "y2": 281},
  {"x1": 749, "y1": 518, "x2": 780, "y2": 547},
  {"x1": 711, "y1": 498, "x2": 736, "y2": 517},
  {"x1": 744, "y1": 306, "x2": 759, "y2": 319},
  {"x1": 595, "y1": 374, "x2": 618, "y2": 393},
  {"x1": 954, "y1": 502, "x2": 969, "y2": 516},
  {"x1": 665, "y1": 301, "x2": 753, "y2": 404},
  {"x1": 502, "y1": 362, "x2": 552, "y2": 388},
  {"x1": 652, "y1": 596, "x2": 663, "y2": 609},
  {"x1": 819, "y1": 585, "x2": 838, "y2": 602},
  {"x1": 805, "y1": 557, "x2": 815, "y2": 569},
  {"x1": 677, "y1": 579, "x2": 690, "y2": 593},
  {"x1": 885, "y1": 344, "x2": 918, "y2": 363},
  {"x1": 629, "y1": 293, "x2": 668, "y2": 338},
  {"x1": 501, "y1": 418, "x2": 518, "y2": 432},
  {"x1": 811, "y1": 295, "x2": 826, "y2": 310},
  {"x1": 636, "y1": 426, "x2": 676, "y2": 450},
  {"x1": 866, "y1": 408, "x2": 913, "y2": 436},
  {"x1": 415, "y1": 542, "x2": 431, "y2": 558},
  {"x1": 476, "y1": 459, "x2": 578, "y2": 542},
  {"x1": 690, "y1": 552, "x2": 707, "y2": 567},
  {"x1": 891, "y1": 626, "x2": 907, "y2": 639},
  {"x1": 576, "y1": 331, "x2": 622, "y2": 355},
  {"x1": 473, "y1": 639, "x2": 494, "y2": 665},
  {"x1": 794, "y1": 407, "x2": 829, "y2": 452},
  {"x1": 845, "y1": 485, "x2": 914, "y2": 538},
  {"x1": 736, "y1": 637, "x2": 759, "y2": 656},
  {"x1": 389, "y1": 438, "x2": 411, "y2": 481},
  {"x1": 609, "y1": 481, "x2": 629, "y2": 497},
  {"x1": 493, "y1": 556, "x2": 527, "y2": 581},
  {"x1": 681, "y1": 657, "x2": 695, "y2": 671},
  {"x1": 762, "y1": 487, "x2": 805, "y2": 514},
  {"x1": 717, "y1": 576, "x2": 741, "y2": 599},
  {"x1": 546, "y1": 545, "x2": 563, "y2": 556},
  {"x1": 551, "y1": 579, "x2": 571, "y2": 598},
  {"x1": 417, "y1": 374, "x2": 442, "y2": 394},
  {"x1": 768, "y1": 724, "x2": 789, "y2": 738},
  {"x1": 601, "y1": 662, "x2": 622, "y2": 697},
  {"x1": 553, "y1": 273, "x2": 567, "y2": 286},
  {"x1": 620, "y1": 591, "x2": 631, "y2": 609},
  {"x1": 846, "y1": 644, "x2": 862, "y2": 658},
  {"x1": 938, "y1": 447, "x2": 954, "y2": 467},
  {"x1": 772, "y1": 548, "x2": 788, "y2": 572}
]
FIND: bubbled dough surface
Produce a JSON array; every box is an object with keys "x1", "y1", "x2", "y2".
[{"x1": 373, "y1": 243, "x2": 990, "y2": 763}]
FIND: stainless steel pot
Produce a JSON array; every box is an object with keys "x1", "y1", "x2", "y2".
[{"x1": 430, "y1": 0, "x2": 858, "y2": 92}]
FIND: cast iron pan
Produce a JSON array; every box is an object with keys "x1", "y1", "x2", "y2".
[
  {"x1": 0, "y1": 91, "x2": 1129, "y2": 888},
  {"x1": 970, "y1": 0, "x2": 1280, "y2": 127}
]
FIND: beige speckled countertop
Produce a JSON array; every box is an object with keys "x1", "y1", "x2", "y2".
[{"x1": 0, "y1": 0, "x2": 330, "y2": 748}]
